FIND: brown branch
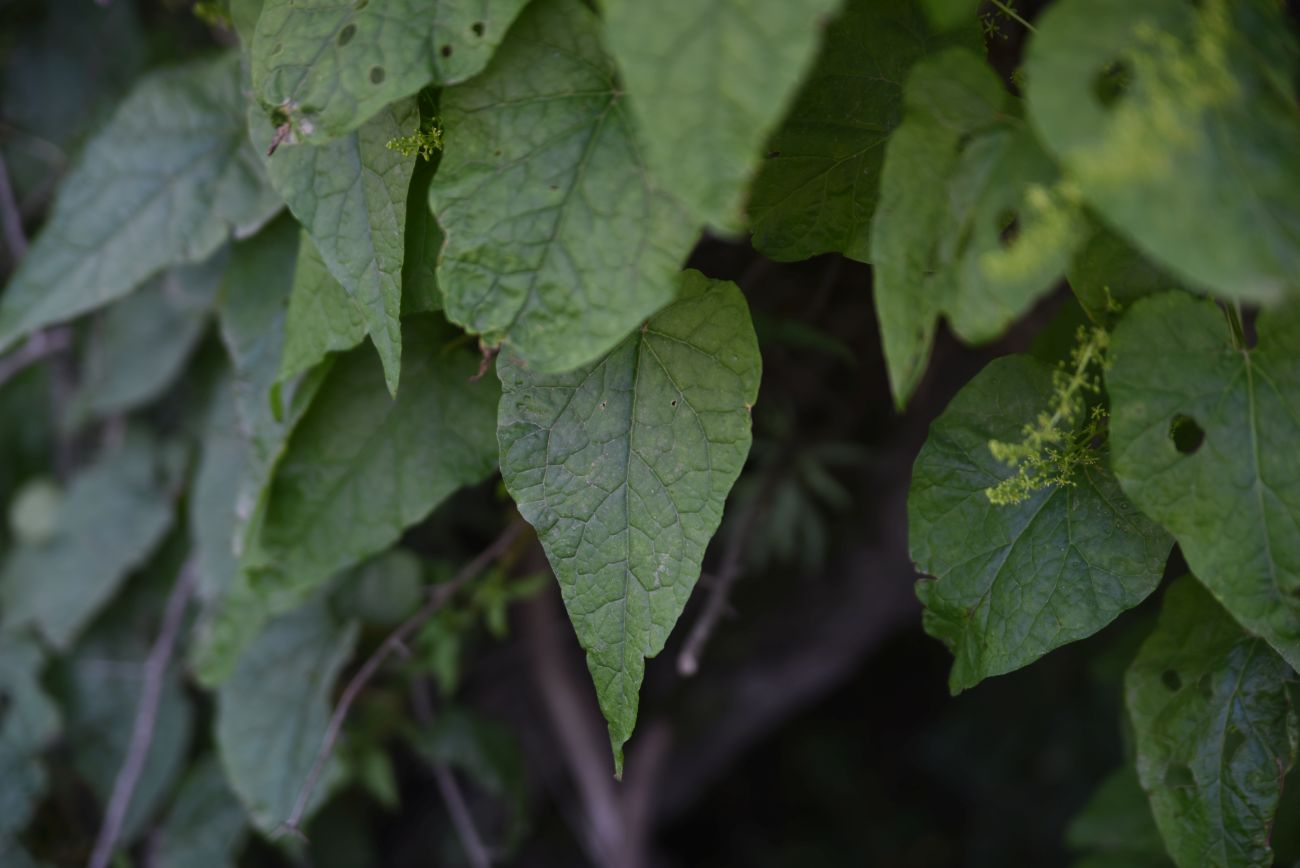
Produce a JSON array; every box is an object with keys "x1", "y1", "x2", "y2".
[
  {"x1": 676, "y1": 470, "x2": 778, "y2": 677},
  {"x1": 87, "y1": 560, "x2": 198, "y2": 868},
  {"x1": 0, "y1": 153, "x2": 26, "y2": 261},
  {"x1": 280, "y1": 521, "x2": 526, "y2": 836},
  {"x1": 410, "y1": 681, "x2": 494, "y2": 868},
  {"x1": 0, "y1": 327, "x2": 73, "y2": 391}
]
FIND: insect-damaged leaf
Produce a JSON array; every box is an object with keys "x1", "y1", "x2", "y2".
[{"x1": 497, "y1": 271, "x2": 760, "y2": 773}]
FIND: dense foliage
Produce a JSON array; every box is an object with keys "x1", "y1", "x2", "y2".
[{"x1": 0, "y1": 0, "x2": 1298, "y2": 865}]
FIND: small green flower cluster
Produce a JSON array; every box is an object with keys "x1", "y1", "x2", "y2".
[
  {"x1": 985, "y1": 325, "x2": 1109, "y2": 506},
  {"x1": 386, "y1": 121, "x2": 444, "y2": 161}
]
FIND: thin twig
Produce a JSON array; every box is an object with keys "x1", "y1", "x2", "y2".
[
  {"x1": 87, "y1": 560, "x2": 198, "y2": 868},
  {"x1": 0, "y1": 153, "x2": 27, "y2": 261},
  {"x1": 989, "y1": 0, "x2": 1036, "y2": 33},
  {"x1": 677, "y1": 471, "x2": 780, "y2": 677},
  {"x1": 280, "y1": 521, "x2": 526, "y2": 836},
  {"x1": 0, "y1": 328, "x2": 72, "y2": 390},
  {"x1": 410, "y1": 681, "x2": 494, "y2": 868}
]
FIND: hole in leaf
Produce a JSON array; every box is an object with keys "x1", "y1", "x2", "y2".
[
  {"x1": 997, "y1": 210, "x2": 1020, "y2": 248},
  {"x1": 1164, "y1": 764, "x2": 1194, "y2": 788},
  {"x1": 471, "y1": 20, "x2": 486, "y2": 37},
  {"x1": 441, "y1": 44, "x2": 453, "y2": 57},
  {"x1": 1094, "y1": 60, "x2": 1133, "y2": 108},
  {"x1": 337, "y1": 23, "x2": 356, "y2": 46},
  {"x1": 1169, "y1": 414, "x2": 1205, "y2": 455},
  {"x1": 369, "y1": 66, "x2": 385, "y2": 84},
  {"x1": 670, "y1": 399, "x2": 678, "y2": 407},
  {"x1": 1161, "y1": 669, "x2": 1182, "y2": 691}
]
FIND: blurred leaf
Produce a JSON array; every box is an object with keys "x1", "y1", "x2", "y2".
[
  {"x1": 249, "y1": 0, "x2": 529, "y2": 143},
  {"x1": 603, "y1": 0, "x2": 839, "y2": 230},
  {"x1": 749, "y1": 0, "x2": 976, "y2": 262},
  {"x1": 429, "y1": 0, "x2": 695, "y2": 373},
  {"x1": 498, "y1": 271, "x2": 760, "y2": 773},
  {"x1": 0, "y1": 52, "x2": 281, "y2": 353},
  {"x1": 1025, "y1": 0, "x2": 1300, "y2": 303},
  {"x1": 216, "y1": 595, "x2": 358, "y2": 833},
  {"x1": 1067, "y1": 225, "x2": 1182, "y2": 324},
  {"x1": 1126, "y1": 578, "x2": 1299, "y2": 868},
  {"x1": 68, "y1": 253, "x2": 225, "y2": 424},
  {"x1": 1108, "y1": 293, "x2": 1300, "y2": 672},
  {"x1": 155, "y1": 756, "x2": 248, "y2": 868},
  {"x1": 250, "y1": 99, "x2": 418, "y2": 394},
  {"x1": 1, "y1": 432, "x2": 174, "y2": 650},
  {"x1": 0, "y1": 635, "x2": 61, "y2": 843},
  {"x1": 252, "y1": 316, "x2": 499, "y2": 599},
  {"x1": 337, "y1": 549, "x2": 424, "y2": 628},
  {"x1": 872, "y1": 48, "x2": 1087, "y2": 407},
  {"x1": 1066, "y1": 765, "x2": 1172, "y2": 864},
  {"x1": 910, "y1": 355, "x2": 1171, "y2": 693},
  {"x1": 7, "y1": 477, "x2": 61, "y2": 546}
]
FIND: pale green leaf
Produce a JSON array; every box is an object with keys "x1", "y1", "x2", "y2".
[
  {"x1": 0, "y1": 636, "x2": 60, "y2": 842},
  {"x1": 1126, "y1": 577, "x2": 1299, "y2": 868},
  {"x1": 871, "y1": 48, "x2": 1085, "y2": 407},
  {"x1": 1025, "y1": 0, "x2": 1300, "y2": 303},
  {"x1": 910, "y1": 355, "x2": 1171, "y2": 693},
  {"x1": 278, "y1": 231, "x2": 367, "y2": 385},
  {"x1": 68, "y1": 253, "x2": 225, "y2": 423},
  {"x1": 431, "y1": 0, "x2": 696, "y2": 373},
  {"x1": 250, "y1": 0, "x2": 529, "y2": 143},
  {"x1": 1, "y1": 433, "x2": 174, "y2": 650},
  {"x1": 0, "y1": 52, "x2": 280, "y2": 353},
  {"x1": 602, "y1": 0, "x2": 839, "y2": 230},
  {"x1": 1107, "y1": 292, "x2": 1300, "y2": 671},
  {"x1": 252, "y1": 100, "x2": 417, "y2": 394},
  {"x1": 155, "y1": 757, "x2": 248, "y2": 868},
  {"x1": 253, "y1": 316, "x2": 499, "y2": 598},
  {"x1": 216, "y1": 595, "x2": 358, "y2": 833},
  {"x1": 497, "y1": 270, "x2": 760, "y2": 772},
  {"x1": 748, "y1": 0, "x2": 974, "y2": 262}
]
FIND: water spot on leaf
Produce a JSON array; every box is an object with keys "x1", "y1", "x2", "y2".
[
  {"x1": 1094, "y1": 60, "x2": 1133, "y2": 108},
  {"x1": 1161, "y1": 669, "x2": 1182, "y2": 691},
  {"x1": 338, "y1": 24, "x2": 356, "y2": 46},
  {"x1": 369, "y1": 66, "x2": 385, "y2": 84},
  {"x1": 471, "y1": 21, "x2": 486, "y2": 37},
  {"x1": 1169, "y1": 414, "x2": 1205, "y2": 454}
]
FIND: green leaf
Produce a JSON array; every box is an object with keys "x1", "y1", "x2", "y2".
[
  {"x1": 497, "y1": 270, "x2": 760, "y2": 772},
  {"x1": 748, "y1": 0, "x2": 974, "y2": 262},
  {"x1": 1126, "y1": 577, "x2": 1299, "y2": 868},
  {"x1": 1024, "y1": 0, "x2": 1300, "y2": 304},
  {"x1": 1067, "y1": 224, "x2": 1182, "y2": 324},
  {"x1": 871, "y1": 48, "x2": 1086, "y2": 407},
  {"x1": 155, "y1": 757, "x2": 248, "y2": 868},
  {"x1": 1066, "y1": 766, "x2": 1173, "y2": 864},
  {"x1": 253, "y1": 316, "x2": 500, "y2": 598},
  {"x1": 602, "y1": 0, "x2": 839, "y2": 230},
  {"x1": 0, "y1": 52, "x2": 280, "y2": 353},
  {"x1": 919, "y1": 0, "x2": 977, "y2": 30},
  {"x1": 59, "y1": 559, "x2": 196, "y2": 845},
  {"x1": 190, "y1": 375, "x2": 246, "y2": 605},
  {"x1": 401, "y1": 146, "x2": 444, "y2": 315},
  {"x1": 252, "y1": 100, "x2": 417, "y2": 394},
  {"x1": 215, "y1": 595, "x2": 358, "y2": 833},
  {"x1": 0, "y1": 636, "x2": 60, "y2": 843},
  {"x1": 430, "y1": 0, "x2": 696, "y2": 373},
  {"x1": 910, "y1": 355, "x2": 1172, "y2": 693},
  {"x1": 278, "y1": 231, "x2": 367, "y2": 385},
  {"x1": 1107, "y1": 292, "x2": 1300, "y2": 671},
  {"x1": 250, "y1": 0, "x2": 529, "y2": 144},
  {"x1": 68, "y1": 253, "x2": 225, "y2": 423},
  {"x1": 1, "y1": 433, "x2": 174, "y2": 650}
]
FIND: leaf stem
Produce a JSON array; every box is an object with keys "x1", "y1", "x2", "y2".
[
  {"x1": 279, "y1": 520, "x2": 526, "y2": 837},
  {"x1": 1224, "y1": 302, "x2": 1248, "y2": 351},
  {"x1": 989, "y1": 0, "x2": 1036, "y2": 33}
]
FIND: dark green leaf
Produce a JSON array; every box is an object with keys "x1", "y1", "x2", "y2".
[
  {"x1": 1066, "y1": 766, "x2": 1173, "y2": 864},
  {"x1": 911, "y1": 355, "x2": 1171, "y2": 693},
  {"x1": 1126, "y1": 577, "x2": 1299, "y2": 868},
  {"x1": 1108, "y1": 292, "x2": 1300, "y2": 671},
  {"x1": 155, "y1": 757, "x2": 248, "y2": 868},
  {"x1": 497, "y1": 270, "x2": 760, "y2": 772},
  {"x1": 430, "y1": 0, "x2": 696, "y2": 373},
  {"x1": 0, "y1": 636, "x2": 60, "y2": 843}
]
